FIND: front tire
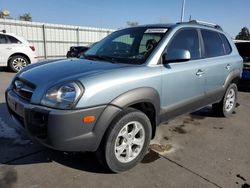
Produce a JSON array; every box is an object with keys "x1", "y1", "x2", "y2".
[
  {"x1": 9, "y1": 55, "x2": 29, "y2": 73},
  {"x1": 212, "y1": 83, "x2": 238, "y2": 117},
  {"x1": 96, "y1": 108, "x2": 152, "y2": 173}
]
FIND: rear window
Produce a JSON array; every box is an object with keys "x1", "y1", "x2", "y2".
[
  {"x1": 220, "y1": 34, "x2": 232, "y2": 55},
  {"x1": 6, "y1": 35, "x2": 21, "y2": 44},
  {"x1": 201, "y1": 30, "x2": 225, "y2": 58}
]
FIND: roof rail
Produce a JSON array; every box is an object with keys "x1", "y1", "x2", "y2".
[{"x1": 188, "y1": 20, "x2": 223, "y2": 31}]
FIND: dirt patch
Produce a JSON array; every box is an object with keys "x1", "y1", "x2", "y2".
[
  {"x1": 242, "y1": 183, "x2": 250, "y2": 188},
  {"x1": 163, "y1": 136, "x2": 169, "y2": 140},
  {"x1": 149, "y1": 144, "x2": 172, "y2": 153},
  {"x1": 237, "y1": 174, "x2": 247, "y2": 181},
  {"x1": 0, "y1": 166, "x2": 18, "y2": 188},
  {"x1": 213, "y1": 127, "x2": 224, "y2": 130},
  {"x1": 183, "y1": 117, "x2": 201, "y2": 126},
  {"x1": 236, "y1": 174, "x2": 250, "y2": 188},
  {"x1": 173, "y1": 124, "x2": 187, "y2": 134}
]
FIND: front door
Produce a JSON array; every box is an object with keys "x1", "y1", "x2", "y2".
[{"x1": 160, "y1": 28, "x2": 205, "y2": 120}]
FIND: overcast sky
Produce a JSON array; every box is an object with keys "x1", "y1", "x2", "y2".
[{"x1": 1, "y1": 0, "x2": 250, "y2": 38}]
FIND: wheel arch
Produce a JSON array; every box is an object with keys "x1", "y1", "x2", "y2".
[
  {"x1": 8, "y1": 53, "x2": 31, "y2": 66},
  {"x1": 93, "y1": 87, "x2": 161, "y2": 151},
  {"x1": 223, "y1": 69, "x2": 241, "y2": 89},
  {"x1": 110, "y1": 87, "x2": 160, "y2": 139}
]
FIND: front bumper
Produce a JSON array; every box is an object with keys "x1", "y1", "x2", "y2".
[{"x1": 6, "y1": 89, "x2": 121, "y2": 152}]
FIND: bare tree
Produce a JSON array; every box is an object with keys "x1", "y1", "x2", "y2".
[{"x1": 126, "y1": 21, "x2": 139, "y2": 27}]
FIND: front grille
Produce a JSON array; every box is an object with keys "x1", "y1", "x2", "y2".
[{"x1": 13, "y1": 78, "x2": 36, "y2": 101}]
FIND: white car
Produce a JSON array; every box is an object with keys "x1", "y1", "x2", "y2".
[{"x1": 0, "y1": 30, "x2": 37, "y2": 72}]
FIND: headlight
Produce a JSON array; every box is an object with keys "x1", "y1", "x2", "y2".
[{"x1": 41, "y1": 82, "x2": 83, "y2": 109}]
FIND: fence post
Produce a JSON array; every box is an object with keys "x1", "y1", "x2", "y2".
[
  {"x1": 42, "y1": 24, "x2": 47, "y2": 59},
  {"x1": 76, "y1": 27, "x2": 79, "y2": 46}
]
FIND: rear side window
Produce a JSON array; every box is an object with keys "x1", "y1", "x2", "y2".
[
  {"x1": 220, "y1": 34, "x2": 232, "y2": 54},
  {"x1": 0, "y1": 34, "x2": 8, "y2": 44},
  {"x1": 201, "y1": 30, "x2": 224, "y2": 58},
  {"x1": 167, "y1": 28, "x2": 201, "y2": 60},
  {"x1": 7, "y1": 35, "x2": 21, "y2": 44}
]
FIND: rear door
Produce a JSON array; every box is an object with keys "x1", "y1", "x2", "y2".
[{"x1": 200, "y1": 29, "x2": 232, "y2": 102}]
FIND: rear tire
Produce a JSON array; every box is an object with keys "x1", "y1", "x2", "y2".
[
  {"x1": 212, "y1": 83, "x2": 238, "y2": 117},
  {"x1": 9, "y1": 55, "x2": 29, "y2": 73},
  {"x1": 96, "y1": 108, "x2": 152, "y2": 173}
]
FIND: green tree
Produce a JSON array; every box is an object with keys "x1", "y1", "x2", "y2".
[
  {"x1": 236, "y1": 27, "x2": 250, "y2": 40},
  {"x1": 19, "y1": 13, "x2": 32, "y2": 22}
]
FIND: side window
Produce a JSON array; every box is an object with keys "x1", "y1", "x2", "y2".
[
  {"x1": 219, "y1": 33, "x2": 232, "y2": 55},
  {"x1": 6, "y1": 35, "x2": 21, "y2": 44},
  {"x1": 0, "y1": 34, "x2": 8, "y2": 44},
  {"x1": 201, "y1": 30, "x2": 225, "y2": 58},
  {"x1": 167, "y1": 28, "x2": 201, "y2": 60}
]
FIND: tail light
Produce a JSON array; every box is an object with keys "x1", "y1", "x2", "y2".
[{"x1": 30, "y1": 46, "x2": 35, "y2": 51}]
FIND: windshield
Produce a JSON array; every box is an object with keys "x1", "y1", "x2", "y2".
[{"x1": 83, "y1": 27, "x2": 168, "y2": 64}]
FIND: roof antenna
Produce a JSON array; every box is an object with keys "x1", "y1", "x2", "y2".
[{"x1": 181, "y1": 0, "x2": 186, "y2": 22}]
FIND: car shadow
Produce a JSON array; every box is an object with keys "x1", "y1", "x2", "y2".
[
  {"x1": 239, "y1": 86, "x2": 250, "y2": 92},
  {"x1": 191, "y1": 106, "x2": 220, "y2": 118},
  {"x1": 0, "y1": 67, "x2": 12, "y2": 73},
  {"x1": 0, "y1": 102, "x2": 110, "y2": 174}
]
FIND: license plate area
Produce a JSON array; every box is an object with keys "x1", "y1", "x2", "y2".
[{"x1": 7, "y1": 92, "x2": 25, "y2": 118}]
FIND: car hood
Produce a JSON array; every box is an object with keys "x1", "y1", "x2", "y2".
[{"x1": 18, "y1": 58, "x2": 129, "y2": 86}]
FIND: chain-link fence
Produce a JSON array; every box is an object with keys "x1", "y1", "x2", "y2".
[{"x1": 0, "y1": 18, "x2": 115, "y2": 59}]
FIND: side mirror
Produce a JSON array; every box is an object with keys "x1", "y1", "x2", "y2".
[{"x1": 163, "y1": 49, "x2": 191, "y2": 64}]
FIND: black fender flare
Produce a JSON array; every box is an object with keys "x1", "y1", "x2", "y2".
[
  {"x1": 92, "y1": 87, "x2": 161, "y2": 150},
  {"x1": 223, "y1": 69, "x2": 241, "y2": 89},
  {"x1": 110, "y1": 87, "x2": 160, "y2": 113}
]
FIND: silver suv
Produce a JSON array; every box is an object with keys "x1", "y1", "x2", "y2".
[{"x1": 6, "y1": 21, "x2": 243, "y2": 172}]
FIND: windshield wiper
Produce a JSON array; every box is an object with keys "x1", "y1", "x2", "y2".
[{"x1": 84, "y1": 54, "x2": 118, "y2": 64}]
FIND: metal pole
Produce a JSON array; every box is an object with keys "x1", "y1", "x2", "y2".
[
  {"x1": 181, "y1": 0, "x2": 186, "y2": 22},
  {"x1": 76, "y1": 27, "x2": 79, "y2": 46},
  {"x1": 42, "y1": 24, "x2": 47, "y2": 59}
]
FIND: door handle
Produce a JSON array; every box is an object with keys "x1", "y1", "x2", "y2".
[
  {"x1": 226, "y1": 64, "x2": 231, "y2": 70},
  {"x1": 196, "y1": 69, "x2": 204, "y2": 77},
  {"x1": 6, "y1": 47, "x2": 12, "y2": 50}
]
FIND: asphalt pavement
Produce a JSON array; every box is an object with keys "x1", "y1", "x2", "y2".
[{"x1": 0, "y1": 68, "x2": 250, "y2": 188}]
